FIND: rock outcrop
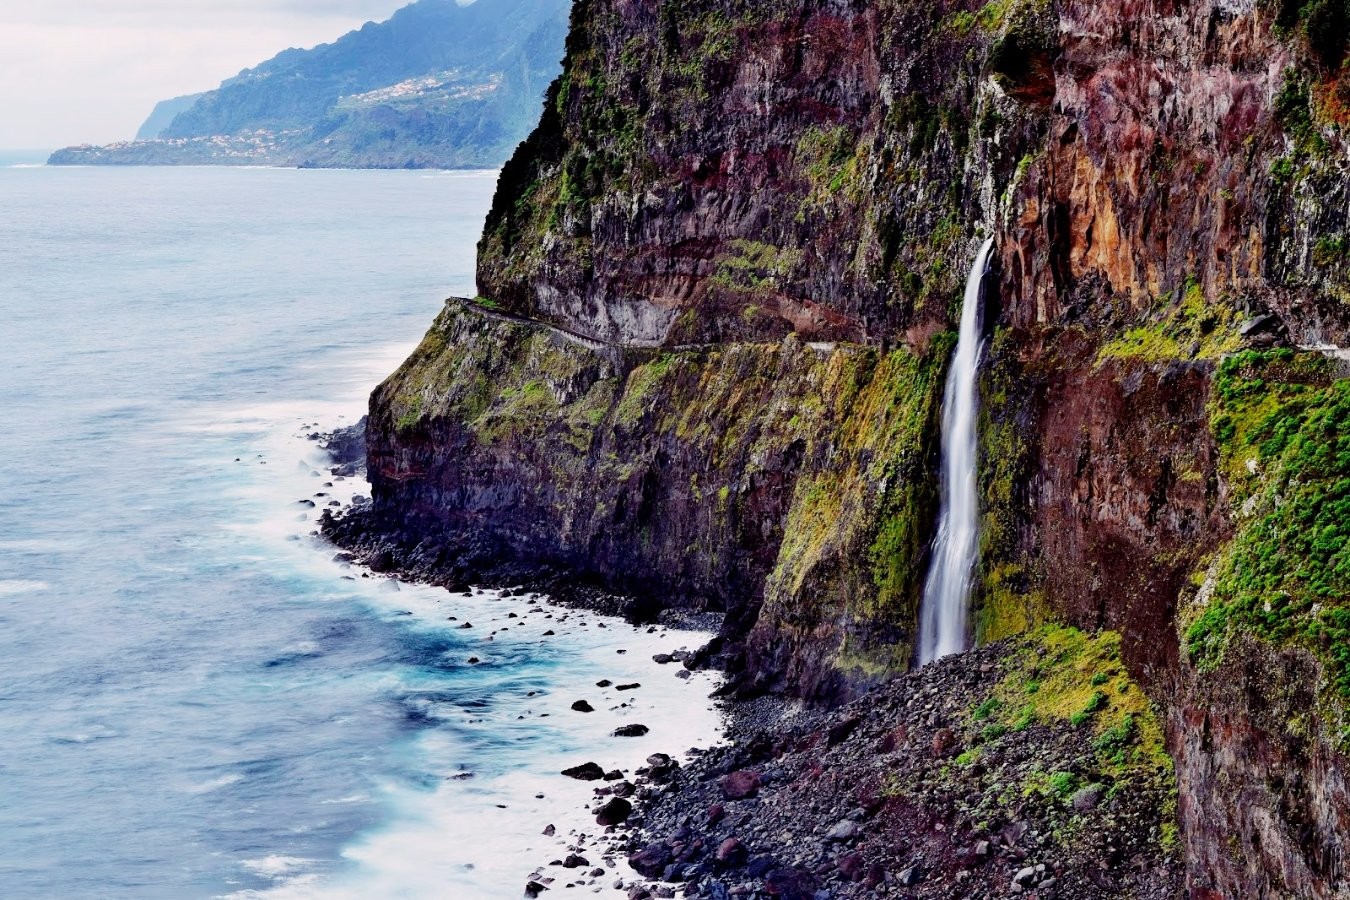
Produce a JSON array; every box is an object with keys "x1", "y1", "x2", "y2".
[{"x1": 330, "y1": 0, "x2": 1350, "y2": 894}]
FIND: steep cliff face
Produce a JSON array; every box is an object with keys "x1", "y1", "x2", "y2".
[
  {"x1": 363, "y1": 298, "x2": 950, "y2": 697},
  {"x1": 351, "y1": 0, "x2": 1350, "y2": 893}
]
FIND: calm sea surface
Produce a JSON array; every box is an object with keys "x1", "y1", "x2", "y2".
[{"x1": 0, "y1": 166, "x2": 720, "y2": 898}]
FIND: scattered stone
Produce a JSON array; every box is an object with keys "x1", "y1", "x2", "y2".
[
  {"x1": 597, "y1": 679, "x2": 613, "y2": 687},
  {"x1": 827, "y1": 716, "x2": 861, "y2": 747},
  {"x1": 524, "y1": 880, "x2": 548, "y2": 897},
  {"x1": 718, "y1": 770, "x2": 761, "y2": 800},
  {"x1": 763, "y1": 866, "x2": 817, "y2": 898},
  {"x1": 826, "y1": 819, "x2": 860, "y2": 841},
  {"x1": 542, "y1": 824, "x2": 555, "y2": 836},
  {"x1": 596, "y1": 797, "x2": 633, "y2": 826},
  {"x1": 716, "y1": 837, "x2": 748, "y2": 866},
  {"x1": 572, "y1": 700, "x2": 595, "y2": 713},
  {"x1": 562, "y1": 762, "x2": 606, "y2": 781},
  {"x1": 613, "y1": 724, "x2": 650, "y2": 737},
  {"x1": 837, "y1": 851, "x2": 866, "y2": 881},
  {"x1": 1072, "y1": 782, "x2": 1108, "y2": 813},
  {"x1": 562, "y1": 854, "x2": 589, "y2": 869},
  {"x1": 629, "y1": 843, "x2": 673, "y2": 879},
  {"x1": 616, "y1": 682, "x2": 641, "y2": 691}
]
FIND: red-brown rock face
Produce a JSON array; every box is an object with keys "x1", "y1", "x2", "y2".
[{"x1": 360, "y1": 0, "x2": 1350, "y2": 894}]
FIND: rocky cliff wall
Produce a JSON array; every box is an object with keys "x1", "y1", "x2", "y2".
[{"x1": 348, "y1": 0, "x2": 1350, "y2": 894}]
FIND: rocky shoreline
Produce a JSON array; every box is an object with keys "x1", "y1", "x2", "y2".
[
  {"x1": 317, "y1": 418, "x2": 729, "y2": 643},
  {"x1": 614, "y1": 636, "x2": 1181, "y2": 900},
  {"x1": 316, "y1": 421, "x2": 1181, "y2": 899}
]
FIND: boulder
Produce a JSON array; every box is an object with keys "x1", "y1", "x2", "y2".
[
  {"x1": 596, "y1": 797, "x2": 633, "y2": 826},
  {"x1": 562, "y1": 762, "x2": 606, "y2": 780},
  {"x1": 719, "y1": 770, "x2": 762, "y2": 800}
]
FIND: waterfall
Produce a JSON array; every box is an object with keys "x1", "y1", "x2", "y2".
[{"x1": 916, "y1": 236, "x2": 995, "y2": 666}]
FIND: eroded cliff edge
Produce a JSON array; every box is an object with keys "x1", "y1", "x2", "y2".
[{"x1": 329, "y1": 0, "x2": 1350, "y2": 894}]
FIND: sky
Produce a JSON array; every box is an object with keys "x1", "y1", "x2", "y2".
[{"x1": 0, "y1": 0, "x2": 413, "y2": 148}]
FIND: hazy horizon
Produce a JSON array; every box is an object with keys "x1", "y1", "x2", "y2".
[{"x1": 0, "y1": 0, "x2": 415, "y2": 149}]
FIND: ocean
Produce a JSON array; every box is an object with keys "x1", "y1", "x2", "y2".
[{"x1": 0, "y1": 165, "x2": 721, "y2": 898}]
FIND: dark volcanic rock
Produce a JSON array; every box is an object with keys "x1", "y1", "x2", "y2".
[
  {"x1": 629, "y1": 843, "x2": 673, "y2": 879},
  {"x1": 718, "y1": 770, "x2": 761, "y2": 801},
  {"x1": 628, "y1": 639, "x2": 1183, "y2": 900},
  {"x1": 612, "y1": 724, "x2": 649, "y2": 737},
  {"x1": 596, "y1": 797, "x2": 633, "y2": 826},
  {"x1": 715, "y1": 837, "x2": 748, "y2": 867},
  {"x1": 561, "y1": 762, "x2": 605, "y2": 781}
]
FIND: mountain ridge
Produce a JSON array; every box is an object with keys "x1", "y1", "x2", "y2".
[{"x1": 49, "y1": 0, "x2": 569, "y2": 169}]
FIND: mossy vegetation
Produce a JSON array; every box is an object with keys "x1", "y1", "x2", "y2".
[
  {"x1": 904, "y1": 627, "x2": 1181, "y2": 858},
  {"x1": 1188, "y1": 349, "x2": 1350, "y2": 703},
  {"x1": 764, "y1": 335, "x2": 951, "y2": 679},
  {"x1": 1095, "y1": 278, "x2": 1243, "y2": 365},
  {"x1": 615, "y1": 354, "x2": 679, "y2": 426},
  {"x1": 943, "y1": 0, "x2": 1013, "y2": 35},
  {"x1": 974, "y1": 329, "x2": 1048, "y2": 643},
  {"x1": 709, "y1": 240, "x2": 804, "y2": 297},
  {"x1": 977, "y1": 626, "x2": 1173, "y2": 782},
  {"x1": 383, "y1": 299, "x2": 959, "y2": 688}
]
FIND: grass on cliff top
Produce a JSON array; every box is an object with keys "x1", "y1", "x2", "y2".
[
  {"x1": 1095, "y1": 278, "x2": 1242, "y2": 366},
  {"x1": 1188, "y1": 349, "x2": 1350, "y2": 703},
  {"x1": 974, "y1": 626, "x2": 1173, "y2": 783}
]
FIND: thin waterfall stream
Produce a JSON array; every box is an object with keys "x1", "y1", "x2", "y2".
[{"x1": 917, "y1": 236, "x2": 995, "y2": 665}]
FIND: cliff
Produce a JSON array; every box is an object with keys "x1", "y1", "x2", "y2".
[
  {"x1": 335, "y1": 0, "x2": 1350, "y2": 894},
  {"x1": 48, "y1": 0, "x2": 569, "y2": 170},
  {"x1": 134, "y1": 93, "x2": 205, "y2": 141}
]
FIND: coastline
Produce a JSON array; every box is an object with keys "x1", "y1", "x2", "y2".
[
  {"x1": 274, "y1": 407, "x2": 730, "y2": 897},
  {"x1": 311, "y1": 406, "x2": 1183, "y2": 899}
]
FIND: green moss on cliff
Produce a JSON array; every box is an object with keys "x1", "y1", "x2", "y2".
[
  {"x1": 1188, "y1": 349, "x2": 1350, "y2": 703},
  {"x1": 709, "y1": 240, "x2": 803, "y2": 296},
  {"x1": 381, "y1": 300, "x2": 957, "y2": 692},
  {"x1": 1095, "y1": 278, "x2": 1242, "y2": 366},
  {"x1": 763, "y1": 336, "x2": 949, "y2": 680},
  {"x1": 983, "y1": 626, "x2": 1173, "y2": 781},
  {"x1": 973, "y1": 329, "x2": 1048, "y2": 643}
]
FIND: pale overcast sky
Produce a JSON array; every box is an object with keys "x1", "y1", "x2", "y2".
[{"x1": 0, "y1": 0, "x2": 413, "y2": 148}]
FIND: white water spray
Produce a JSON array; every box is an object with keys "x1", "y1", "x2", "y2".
[{"x1": 917, "y1": 236, "x2": 995, "y2": 666}]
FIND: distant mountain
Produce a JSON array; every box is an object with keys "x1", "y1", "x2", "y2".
[
  {"x1": 135, "y1": 93, "x2": 206, "y2": 141},
  {"x1": 50, "y1": 0, "x2": 569, "y2": 169}
]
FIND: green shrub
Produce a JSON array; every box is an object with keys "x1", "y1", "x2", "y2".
[
  {"x1": 1070, "y1": 690, "x2": 1109, "y2": 727},
  {"x1": 1047, "y1": 771, "x2": 1078, "y2": 798},
  {"x1": 973, "y1": 697, "x2": 1001, "y2": 721}
]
